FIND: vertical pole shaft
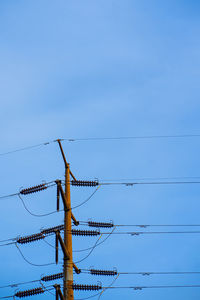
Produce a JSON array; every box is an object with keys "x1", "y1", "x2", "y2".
[{"x1": 64, "y1": 163, "x2": 74, "y2": 300}]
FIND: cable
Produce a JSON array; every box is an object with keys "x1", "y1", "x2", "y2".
[
  {"x1": 40, "y1": 281, "x2": 55, "y2": 297},
  {"x1": 0, "y1": 279, "x2": 40, "y2": 289},
  {"x1": 74, "y1": 235, "x2": 103, "y2": 264},
  {"x1": 0, "y1": 287, "x2": 55, "y2": 300},
  {"x1": 79, "y1": 220, "x2": 200, "y2": 228},
  {"x1": 73, "y1": 227, "x2": 116, "y2": 253},
  {"x1": 62, "y1": 134, "x2": 200, "y2": 142},
  {"x1": 119, "y1": 271, "x2": 200, "y2": 275},
  {"x1": 2, "y1": 179, "x2": 200, "y2": 202},
  {"x1": 100, "y1": 231, "x2": 200, "y2": 235},
  {"x1": 82, "y1": 269, "x2": 200, "y2": 276},
  {"x1": 0, "y1": 242, "x2": 15, "y2": 247},
  {"x1": 100, "y1": 180, "x2": 200, "y2": 186},
  {"x1": 2, "y1": 269, "x2": 200, "y2": 293},
  {"x1": 0, "y1": 180, "x2": 56, "y2": 201},
  {"x1": 115, "y1": 224, "x2": 200, "y2": 228},
  {"x1": 71, "y1": 186, "x2": 101, "y2": 210},
  {"x1": 99, "y1": 275, "x2": 119, "y2": 298},
  {"x1": 1, "y1": 134, "x2": 200, "y2": 157},
  {"x1": 0, "y1": 237, "x2": 17, "y2": 243},
  {"x1": 0, "y1": 192, "x2": 19, "y2": 200},
  {"x1": 0, "y1": 296, "x2": 13, "y2": 299},
  {"x1": 0, "y1": 141, "x2": 53, "y2": 157},
  {"x1": 98, "y1": 274, "x2": 120, "y2": 299},
  {"x1": 102, "y1": 284, "x2": 200, "y2": 289},
  {"x1": 100, "y1": 176, "x2": 200, "y2": 182},
  {"x1": 43, "y1": 239, "x2": 58, "y2": 250},
  {"x1": 15, "y1": 243, "x2": 55, "y2": 267},
  {"x1": 18, "y1": 194, "x2": 61, "y2": 217},
  {"x1": 74, "y1": 292, "x2": 103, "y2": 300}
]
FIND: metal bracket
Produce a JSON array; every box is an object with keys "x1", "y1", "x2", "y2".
[
  {"x1": 56, "y1": 139, "x2": 77, "y2": 180},
  {"x1": 55, "y1": 231, "x2": 70, "y2": 263},
  {"x1": 55, "y1": 180, "x2": 79, "y2": 225},
  {"x1": 54, "y1": 284, "x2": 65, "y2": 300}
]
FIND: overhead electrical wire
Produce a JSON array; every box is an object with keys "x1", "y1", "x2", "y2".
[
  {"x1": 0, "y1": 286, "x2": 55, "y2": 300},
  {"x1": 100, "y1": 176, "x2": 200, "y2": 182},
  {"x1": 98, "y1": 274, "x2": 120, "y2": 300},
  {"x1": 0, "y1": 279, "x2": 40, "y2": 289},
  {"x1": 0, "y1": 241, "x2": 15, "y2": 247},
  {"x1": 102, "y1": 284, "x2": 200, "y2": 290},
  {"x1": 0, "y1": 140, "x2": 53, "y2": 157},
  {"x1": 0, "y1": 180, "x2": 56, "y2": 201},
  {"x1": 1, "y1": 268, "x2": 200, "y2": 293},
  {"x1": 79, "y1": 220, "x2": 200, "y2": 228},
  {"x1": 100, "y1": 180, "x2": 200, "y2": 186},
  {"x1": 73, "y1": 227, "x2": 116, "y2": 253},
  {"x1": 74, "y1": 234, "x2": 103, "y2": 264},
  {"x1": 1, "y1": 179, "x2": 200, "y2": 203},
  {"x1": 15, "y1": 243, "x2": 55, "y2": 267},
  {"x1": 18, "y1": 194, "x2": 60, "y2": 217},
  {"x1": 81, "y1": 269, "x2": 200, "y2": 276},
  {"x1": 1, "y1": 133, "x2": 200, "y2": 158},
  {"x1": 0, "y1": 192, "x2": 19, "y2": 200},
  {"x1": 100, "y1": 230, "x2": 200, "y2": 235},
  {"x1": 2, "y1": 284, "x2": 200, "y2": 300},
  {"x1": 74, "y1": 292, "x2": 103, "y2": 300},
  {"x1": 71, "y1": 186, "x2": 101, "y2": 210},
  {"x1": 62, "y1": 134, "x2": 200, "y2": 142},
  {"x1": 2, "y1": 227, "x2": 200, "y2": 250}
]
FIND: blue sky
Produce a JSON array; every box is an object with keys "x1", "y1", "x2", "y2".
[{"x1": 1, "y1": 0, "x2": 200, "y2": 299}]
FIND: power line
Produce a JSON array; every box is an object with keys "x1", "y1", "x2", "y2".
[
  {"x1": 0, "y1": 286, "x2": 55, "y2": 300},
  {"x1": 115, "y1": 224, "x2": 200, "y2": 228},
  {"x1": 0, "y1": 180, "x2": 56, "y2": 201},
  {"x1": 0, "y1": 192, "x2": 19, "y2": 200},
  {"x1": 100, "y1": 231, "x2": 200, "y2": 235},
  {"x1": 2, "y1": 179, "x2": 200, "y2": 202},
  {"x1": 18, "y1": 194, "x2": 60, "y2": 217},
  {"x1": 0, "y1": 140, "x2": 53, "y2": 157},
  {"x1": 103, "y1": 284, "x2": 200, "y2": 289},
  {"x1": 0, "y1": 279, "x2": 40, "y2": 289},
  {"x1": 74, "y1": 234, "x2": 103, "y2": 264},
  {"x1": 15, "y1": 243, "x2": 55, "y2": 267},
  {"x1": 0, "y1": 242, "x2": 15, "y2": 247},
  {"x1": 98, "y1": 274, "x2": 120, "y2": 299},
  {"x1": 73, "y1": 227, "x2": 116, "y2": 253},
  {"x1": 1, "y1": 133, "x2": 200, "y2": 158},
  {"x1": 74, "y1": 292, "x2": 103, "y2": 300},
  {"x1": 2, "y1": 268, "x2": 200, "y2": 292},
  {"x1": 100, "y1": 180, "x2": 200, "y2": 186},
  {"x1": 62, "y1": 134, "x2": 200, "y2": 142},
  {"x1": 100, "y1": 176, "x2": 200, "y2": 182},
  {"x1": 0, "y1": 237, "x2": 17, "y2": 243},
  {"x1": 71, "y1": 186, "x2": 101, "y2": 210},
  {"x1": 82, "y1": 269, "x2": 200, "y2": 276},
  {"x1": 79, "y1": 220, "x2": 200, "y2": 228}
]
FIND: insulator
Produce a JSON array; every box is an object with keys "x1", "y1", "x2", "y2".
[
  {"x1": 90, "y1": 269, "x2": 118, "y2": 276},
  {"x1": 15, "y1": 287, "x2": 44, "y2": 298},
  {"x1": 41, "y1": 225, "x2": 64, "y2": 235},
  {"x1": 17, "y1": 233, "x2": 44, "y2": 244},
  {"x1": 71, "y1": 229, "x2": 100, "y2": 236},
  {"x1": 41, "y1": 273, "x2": 63, "y2": 282},
  {"x1": 72, "y1": 284, "x2": 102, "y2": 291},
  {"x1": 71, "y1": 180, "x2": 99, "y2": 187},
  {"x1": 88, "y1": 221, "x2": 114, "y2": 228},
  {"x1": 20, "y1": 184, "x2": 47, "y2": 195}
]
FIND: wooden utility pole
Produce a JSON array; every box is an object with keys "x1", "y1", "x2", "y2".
[{"x1": 57, "y1": 139, "x2": 74, "y2": 300}]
